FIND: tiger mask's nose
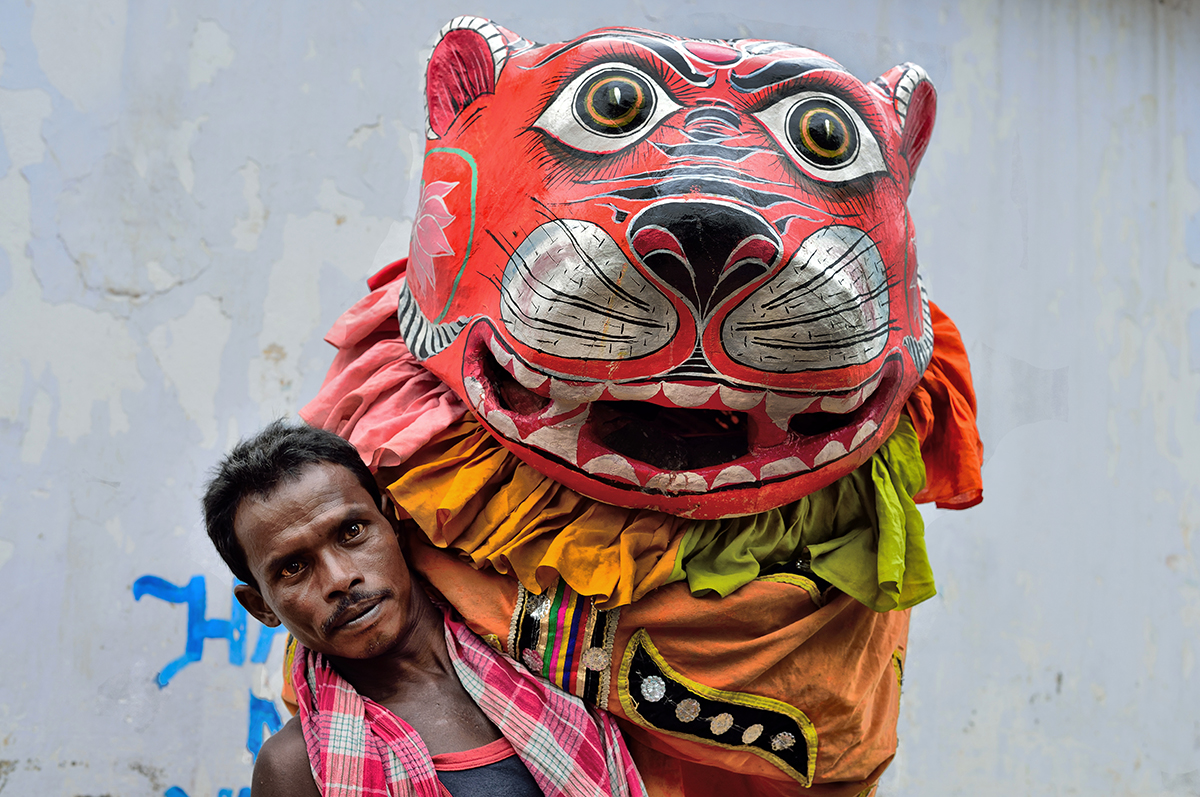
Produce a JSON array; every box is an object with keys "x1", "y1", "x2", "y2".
[{"x1": 628, "y1": 200, "x2": 781, "y2": 318}]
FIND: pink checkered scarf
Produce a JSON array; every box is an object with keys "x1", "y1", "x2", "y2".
[{"x1": 292, "y1": 610, "x2": 646, "y2": 797}]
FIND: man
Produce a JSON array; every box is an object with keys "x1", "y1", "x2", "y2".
[{"x1": 203, "y1": 420, "x2": 645, "y2": 797}]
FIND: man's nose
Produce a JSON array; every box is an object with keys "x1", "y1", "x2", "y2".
[{"x1": 318, "y1": 549, "x2": 364, "y2": 597}]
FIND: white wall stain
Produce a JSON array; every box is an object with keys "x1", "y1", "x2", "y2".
[
  {"x1": 147, "y1": 295, "x2": 232, "y2": 449},
  {"x1": 18, "y1": 389, "x2": 53, "y2": 464},
  {"x1": 232, "y1": 160, "x2": 267, "y2": 252},
  {"x1": 247, "y1": 179, "x2": 392, "y2": 418},
  {"x1": 397, "y1": 123, "x2": 422, "y2": 181},
  {"x1": 105, "y1": 516, "x2": 135, "y2": 555},
  {"x1": 145, "y1": 260, "x2": 180, "y2": 291},
  {"x1": 188, "y1": 19, "x2": 236, "y2": 89},
  {"x1": 0, "y1": 89, "x2": 51, "y2": 170},
  {"x1": 0, "y1": 86, "x2": 144, "y2": 439},
  {"x1": 371, "y1": 220, "x2": 413, "y2": 273},
  {"x1": 170, "y1": 115, "x2": 208, "y2": 195},
  {"x1": 30, "y1": 0, "x2": 128, "y2": 112}
]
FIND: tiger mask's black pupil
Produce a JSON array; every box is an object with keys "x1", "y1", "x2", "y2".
[{"x1": 576, "y1": 71, "x2": 653, "y2": 135}]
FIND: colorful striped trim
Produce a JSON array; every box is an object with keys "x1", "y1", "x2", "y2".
[{"x1": 508, "y1": 579, "x2": 620, "y2": 708}]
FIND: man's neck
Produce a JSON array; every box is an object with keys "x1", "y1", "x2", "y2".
[{"x1": 326, "y1": 582, "x2": 453, "y2": 706}]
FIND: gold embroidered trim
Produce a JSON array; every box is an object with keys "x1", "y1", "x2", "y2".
[
  {"x1": 617, "y1": 628, "x2": 818, "y2": 786},
  {"x1": 597, "y1": 603, "x2": 620, "y2": 707},
  {"x1": 758, "y1": 573, "x2": 824, "y2": 605},
  {"x1": 892, "y1": 649, "x2": 905, "y2": 692}
]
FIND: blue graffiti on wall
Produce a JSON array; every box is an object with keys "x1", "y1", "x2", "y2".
[
  {"x1": 248, "y1": 690, "x2": 285, "y2": 759},
  {"x1": 135, "y1": 574, "x2": 289, "y2": 797},
  {"x1": 132, "y1": 575, "x2": 285, "y2": 687}
]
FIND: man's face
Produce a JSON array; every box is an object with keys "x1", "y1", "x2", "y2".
[{"x1": 232, "y1": 462, "x2": 412, "y2": 660}]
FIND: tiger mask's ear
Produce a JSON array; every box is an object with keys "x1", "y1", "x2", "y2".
[
  {"x1": 425, "y1": 16, "x2": 525, "y2": 139},
  {"x1": 874, "y1": 63, "x2": 936, "y2": 189}
]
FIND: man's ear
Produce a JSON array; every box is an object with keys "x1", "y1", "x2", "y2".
[{"x1": 235, "y1": 583, "x2": 281, "y2": 628}]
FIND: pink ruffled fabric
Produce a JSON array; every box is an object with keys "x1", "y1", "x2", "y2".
[{"x1": 300, "y1": 260, "x2": 466, "y2": 470}]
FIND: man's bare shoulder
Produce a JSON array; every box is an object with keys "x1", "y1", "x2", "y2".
[{"x1": 251, "y1": 715, "x2": 320, "y2": 797}]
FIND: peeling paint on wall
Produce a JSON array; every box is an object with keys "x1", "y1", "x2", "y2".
[{"x1": 189, "y1": 19, "x2": 235, "y2": 90}]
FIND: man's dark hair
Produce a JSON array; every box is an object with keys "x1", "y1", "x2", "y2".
[{"x1": 203, "y1": 420, "x2": 383, "y2": 587}]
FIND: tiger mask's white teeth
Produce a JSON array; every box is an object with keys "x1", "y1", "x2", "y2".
[
  {"x1": 539, "y1": 399, "x2": 585, "y2": 420},
  {"x1": 765, "y1": 393, "x2": 817, "y2": 430},
  {"x1": 464, "y1": 376, "x2": 486, "y2": 409},
  {"x1": 548, "y1": 378, "x2": 606, "y2": 404},
  {"x1": 814, "y1": 440, "x2": 848, "y2": 466},
  {"x1": 511, "y1": 358, "x2": 548, "y2": 390},
  {"x1": 661, "y1": 383, "x2": 718, "y2": 408},
  {"x1": 522, "y1": 409, "x2": 588, "y2": 465},
  {"x1": 718, "y1": 385, "x2": 766, "y2": 410},
  {"x1": 474, "y1": 339, "x2": 892, "y2": 490},
  {"x1": 820, "y1": 389, "x2": 863, "y2": 414},
  {"x1": 485, "y1": 335, "x2": 514, "y2": 367},
  {"x1": 582, "y1": 453, "x2": 640, "y2": 485},
  {"x1": 607, "y1": 382, "x2": 661, "y2": 401},
  {"x1": 645, "y1": 471, "x2": 709, "y2": 494}
]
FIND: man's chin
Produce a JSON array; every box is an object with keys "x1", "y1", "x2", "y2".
[{"x1": 326, "y1": 609, "x2": 407, "y2": 659}]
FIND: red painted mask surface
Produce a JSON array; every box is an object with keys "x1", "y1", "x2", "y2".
[{"x1": 399, "y1": 17, "x2": 938, "y2": 518}]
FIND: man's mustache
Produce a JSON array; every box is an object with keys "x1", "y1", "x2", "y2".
[{"x1": 322, "y1": 588, "x2": 395, "y2": 634}]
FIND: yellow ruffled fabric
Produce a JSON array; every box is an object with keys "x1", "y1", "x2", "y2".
[
  {"x1": 673, "y1": 414, "x2": 934, "y2": 611},
  {"x1": 385, "y1": 413, "x2": 934, "y2": 612},
  {"x1": 383, "y1": 416, "x2": 687, "y2": 609}
]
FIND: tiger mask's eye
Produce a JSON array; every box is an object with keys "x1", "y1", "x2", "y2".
[
  {"x1": 535, "y1": 63, "x2": 681, "y2": 154},
  {"x1": 754, "y1": 92, "x2": 885, "y2": 182},
  {"x1": 577, "y1": 70, "x2": 652, "y2": 134},
  {"x1": 789, "y1": 99, "x2": 855, "y2": 165}
]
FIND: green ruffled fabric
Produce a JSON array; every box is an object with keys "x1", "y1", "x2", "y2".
[{"x1": 668, "y1": 414, "x2": 934, "y2": 612}]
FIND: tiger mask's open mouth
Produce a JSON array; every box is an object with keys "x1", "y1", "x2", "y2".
[{"x1": 460, "y1": 324, "x2": 901, "y2": 512}]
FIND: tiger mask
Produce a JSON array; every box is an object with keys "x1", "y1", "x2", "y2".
[{"x1": 399, "y1": 16, "x2": 937, "y2": 519}]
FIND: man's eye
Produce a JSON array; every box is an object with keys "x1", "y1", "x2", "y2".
[
  {"x1": 344, "y1": 522, "x2": 365, "y2": 540},
  {"x1": 280, "y1": 561, "x2": 305, "y2": 578}
]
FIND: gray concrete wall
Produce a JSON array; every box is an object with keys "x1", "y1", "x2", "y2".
[{"x1": 1, "y1": 1, "x2": 1197, "y2": 794}]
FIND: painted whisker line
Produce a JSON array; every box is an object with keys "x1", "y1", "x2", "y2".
[
  {"x1": 553, "y1": 219, "x2": 655, "y2": 312},
  {"x1": 748, "y1": 323, "x2": 895, "y2": 353},
  {"x1": 757, "y1": 229, "x2": 883, "y2": 311},
  {"x1": 504, "y1": 243, "x2": 662, "y2": 328},
  {"x1": 499, "y1": 292, "x2": 642, "y2": 344},
  {"x1": 741, "y1": 281, "x2": 893, "y2": 329}
]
